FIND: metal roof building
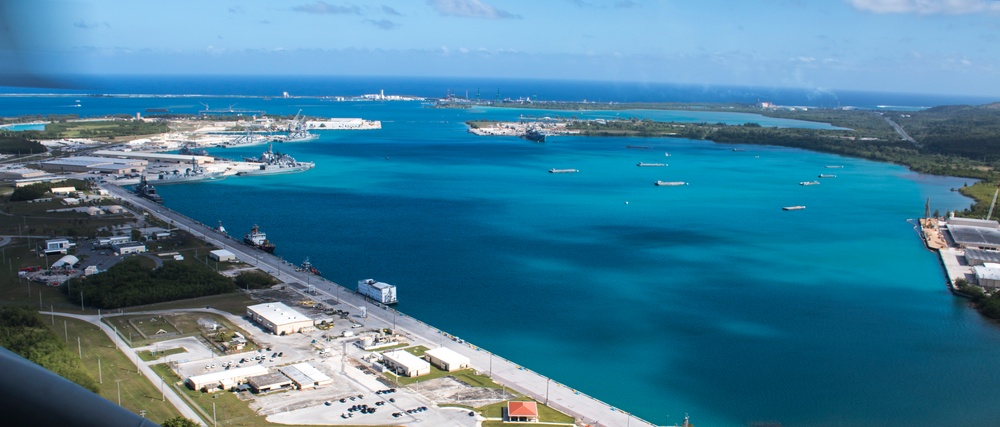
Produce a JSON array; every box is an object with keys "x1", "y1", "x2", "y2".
[
  {"x1": 424, "y1": 347, "x2": 470, "y2": 372},
  {"x1": 964, "y1": 249, "x2": 1000, "y2": 266},
  {"x1": 278, "y1": 363, "x2": 333, "y2": 390},
  {"x1": 92, "y1": 150, "x2": 215, "y2": 165},
  {"x1": 974, "y1": 263, "x2": 1000, "y2": 289},
  {"x1": 948, "y1": 225, "x2": 1000, "y2": 250},
  {"x1": 247, "y1": 302, "x2": 313, "y2": 335}
]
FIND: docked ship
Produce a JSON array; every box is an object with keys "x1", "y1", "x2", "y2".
[
  {"x1": 800, "y1": 181, "x2": 820, "y2": 186},
  {"x1": 134, "y1": 175, "x2": 162, "y2": 203},
  {"x1": 549, "y1": 168, "x2": 579, "y2": 173},
  {"x1": 238, "y1": 144, "x2": 315, "y2": 175},
  {"x1": 783, "y1": 205, "x2": 806, "y2": 211},
  {"x1": 243, "y1": 225, "x2": 276, "y2": 253},
  {"x1": 521, "y1": 128, "x2": 546, "y2": 142},
  {"x1": 637, "y1": 162, "x2": 667, "y2": 167},
  {"x1": 300, "y1": 258, "x2": 321, "y2": 276},
  {"x1": 655, "y1": 180, "x2": 688, "y2": 186},
  {"x1": 156, "y1": 157, "x2": 224, "y2": 183},
  {"x1": 178, "y1": 145, "x2": 209, "y2": 156}
]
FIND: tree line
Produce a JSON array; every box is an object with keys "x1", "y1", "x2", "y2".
[
  {"x1": 62, "y1": 258, "x2": 237, "y2": 309},
  {"x1": 0, "y1": 306, "x2": 99, "y2": 393}
]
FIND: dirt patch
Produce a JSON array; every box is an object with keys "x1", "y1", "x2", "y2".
[{"x1": 409, "y1": 377, "x2": 508, "y2": 408}]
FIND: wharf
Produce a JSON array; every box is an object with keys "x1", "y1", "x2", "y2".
[
  {"x1": 918, "y1": 218, "x2": 974, "y2": 291},
  {"x1": 101, "y1": 183, "x2": 660, "y2": 427}
]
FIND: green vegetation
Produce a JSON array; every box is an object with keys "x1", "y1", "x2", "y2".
[
  {"x1": 955, "y1": 279, "x2": 1000, "y2": 321},
  {"x1": 0, "y1": 132, "x2": 46, "y2": 155},
  {"x1": 63, "y1": 257, "x2": 236, "y2": 309},
  {"x1": 161, "y1": 417, "x2": 200, "y2": 427},
  {"x1": 0, "y1": 306, "x2": 98, "y2": 392},
  {"x1": 233, "y1": 270, "x2": 279, "y2": 290},
  {"x1": 21, "y1": 119, "x2": 168, "y2": 140}
]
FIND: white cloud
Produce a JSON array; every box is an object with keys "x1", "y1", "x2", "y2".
[
  {"x1": 848, "y1": 0, "x2": 1000, "y2": 15},
  {"x1": 427, "y1": 0, "x2": 521, "y2": 19}
]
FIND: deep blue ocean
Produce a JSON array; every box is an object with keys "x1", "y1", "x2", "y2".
[{"x1": 6, "y1": 76, "x2": 1000, "y2": 427}]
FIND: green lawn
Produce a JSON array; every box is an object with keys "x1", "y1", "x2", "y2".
[
  {"x1": 478, "y1": 399, "x2": 576, "y2": 425},
  {"x1": 50, "y1": 317, "x2": 182, "y2": 424},
  {"x1": 137, "y1": 347, "x2": 187, "y2": 362}
]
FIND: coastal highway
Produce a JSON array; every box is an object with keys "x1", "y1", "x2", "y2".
[{"x1": 101, "y1": 183, "x2": 662, "y2": 427}]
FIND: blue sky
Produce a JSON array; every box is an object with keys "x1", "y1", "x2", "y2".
[{"x1": 3, "y1": 0, "x2": 1000, "y2": 96}]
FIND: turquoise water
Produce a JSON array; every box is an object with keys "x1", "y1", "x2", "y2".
[
  {"x1": 146, "y1": 102, "x2": 1000, "y2": 426},
  {"x1": 0, "y1": 123, "x2": 45, "y2": 131}
]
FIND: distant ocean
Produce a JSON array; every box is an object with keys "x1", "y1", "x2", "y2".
[
  {"x1": 5, "y1": 76, "x2": 1000, "y2": 427},
  {"x1": 2, "y1": 74, "x2": 998, "y2": 109}
]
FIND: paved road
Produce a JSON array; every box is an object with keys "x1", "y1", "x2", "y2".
[
  {"x1": 884, "y1": 116, "x2": 918, "y2": 146},
  {"x1": 101, "y1": 183, "x2": 660, "y2": 427},
  {"x1": 42, "y1": 311, "x2": 209, "y2": 426}
]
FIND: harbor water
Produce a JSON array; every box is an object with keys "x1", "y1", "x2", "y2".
[{"x1": 4, "y1": 81, "x2": 1000, "y2": 426}]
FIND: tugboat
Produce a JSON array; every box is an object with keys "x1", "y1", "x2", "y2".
[
  {"x1": 300, "y1": 257, "x2": 321, "y2": 276},
  {"x1": 135, "y1": 174, "x2": 162, "y2": 203},
  {"x1": 521, "y1": 128, "x2": 546, "y2": 142},
  {"x1": 215, "y1": 221, "x2": 227, "y2": 236},
  {"x1": 243, "y1": 225, "x2": 276, "y2": 253}
]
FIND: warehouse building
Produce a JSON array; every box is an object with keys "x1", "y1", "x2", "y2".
[
  {"x1": 358, "y1": 279, "x2": 397, "y2": 304},
  {"x1": 42, "y1": 238, "x2": 74, "y2": 255},
  {"x1": 964, "y1": 249, "x2": 1000, "y2": 266},
  {"x1": 112, "y1": 242, "x2": 146, "y2": 256},
  {"x1": 186, "y1": 365, "x2": 268, "y2": 392},
  {"x1": 381, "y1": 350, "x2": 430, "y2": 377},
  {"x1": 209, "y1": 249, "x2": 236, "y2": 262},
  {"x1": 246, "y1": 302, "x2": 313, "y2": 335},
  {"x1": 424, "y1": 347, "x2": 470, "y2": 372},
  {"x1": 38, "y1": 156, "x2": 147, "y2": 174},
  {"x1": 247, "y1": 373, "x2": 293, "y2": 393},
  {"x1": 92, "y1": 150, "x2": 215, "y2": 165},
  {"x1": 974, "y1": 263, "x2": 1000, "y2": 289},
  {"x1": 278, "y1": 363, "x2": 333, "y2": 390},
  {"x1": 948, "y1": 224, "x2": 1000, "y2": 251}
]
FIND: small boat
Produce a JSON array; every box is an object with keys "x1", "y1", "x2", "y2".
[
  {"x1": 549, "y1": 168, "x2": 579, "y2": 173},
  {"x1": 783, "y1": 206, "x2": 806, "y2": 211},
  {"x1": 655, "y1": 180, "x2": 688, "y2": 186},
  {"x1": 818, "y1": 174, "x2": 837, "y2": 178},
  {"x1": 800, "y1": 181, "x2": 820, "y2": 186},
  {"x1": 300, "y1": 258, "x2": 321, "y2": 276},
  {"x1": 626, "y1": 145, "x2": 651, "y2": 149},
  {"x1": 664, "y1": 152, "x2": 671, "y2": 157},
  {"x1": 825, "y1": 165, "x2": 844, "y2": 169},
  {"x1": 637, "y1": 162, "x2": 666, "y2": 167},
  {"x1": 732, "y1": 148, "x2": 746, "y2": 152}
]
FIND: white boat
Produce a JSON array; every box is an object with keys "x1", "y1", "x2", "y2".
[
  {"x1": 783, "y1": 205, "x2": 806, "y2": 211},
  {"x1": 818, "y1": 174, "x2": 837, "y2": 178},
  {"x1": 655, "y1": 180, "x2": 688, "y2": 186},
  {"x1": 664, "y1": 152, "x2": 671, "y2": 157},
  {"x1": 549, "y1": 168, "x2": 579, "y2": 173},
  {"x1": 825, "y1": 165, "x2": 844, "y2": 169},
  {"x1": 637, "y1": 162, "x2": 667, "y2": 167},
  {"x1": 800, "y1": 181, "x2": 820, "y2": 186}
]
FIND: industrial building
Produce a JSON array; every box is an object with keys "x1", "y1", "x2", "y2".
[
  {"x1": 112, "y1": 242, "x2": 146, "y2": 255},
  {"x1": 186, "y1": 365, "x2": 268, "y2": 392},
  {"x1": 38, "y1": 156, "x2": 147, "y2": 174},
  {"x1": 91, "y1": 150, "x2": 215, "y2": 165},
  {"x1": 381, "y1": 350, "x2": 430, "y2": 377},
  {"x1": 98, "y1": 236, "x2": 132, "y2": 246},
  {"x1": 424, "y1": 347, "x2": 470, "y2": 372},
  {"x1": 358, "y1": 279, "x2": 397, "y2": 304},
  {"x1": 974, "y1": 263, "x2": 1000, "y2": 289},
  {"x1": 277, "y1": 363, "x2": 333, "y2": 390},
  {"x1": 209, "y1": 249, "x2": 236, "y2": 262},
  {"x1": 963, "y1": 249, "x2": 1000, "y2": 266},
  {"x1": 947, "y1": 223, "x2": 1000, "y2": 251},
  {"x1": 51, "y1": 255, "x2": 79, "y2": 269},
  {"x1": 247, "y1": 373, "x2": 293, "y2": 393},
  {"x1": 246, "y1": 302, "x2": 313, "y2": 335},
  {"x1": 42, "y1": 239, "x2": 74, "y2": 255}
]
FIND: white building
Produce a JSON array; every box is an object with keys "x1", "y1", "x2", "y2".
[
  {"x1": 209, "y1": 249, "x2": 236, "y2": 262},
  {"x1": 424, "y1": 347, "x2": 470, "y2": 372},
  {"x1": 246, "y1": 302, "x2": 313, "y2": 335},
  {"x1": 358, "y1": 279, "x2": 397, "y2": 304},
  {"x1": 186, "y1": 365, "x2": 269, "y2": 392},
  {"x1": 974, "y1": 263, "x2": 1000, "y2": 289},
  {"x1": 51, "y1": 255, "x2": 79, "y2": 269},
  {"x1": 112, "y1": 242, "x2": 146, "y2": 255},
  {"x1": 42, "y1": 239, "x2": 74, "y2": 255},
  {"x1": 381, "y1": 350, "x2": 430, "y2": 377},
  {"x1": 98, "y1": 236, "x2": 132, "y2": 246}
]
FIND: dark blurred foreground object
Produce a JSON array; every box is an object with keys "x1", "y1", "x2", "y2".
[{"x1": 0, "y1": 346, "x2": 160, "y2": 427}]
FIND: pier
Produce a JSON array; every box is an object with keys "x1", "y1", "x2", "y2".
[{"x1": 100, "y1": 183, "x2": 662, "y2": 427}]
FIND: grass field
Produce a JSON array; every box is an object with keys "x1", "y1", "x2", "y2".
[
  {"x1": 138, "y1": 347, "x2": 187, "y2": 362},
  {"x1": 48, "y1": 316, "x2": 182, "y2": 424}
]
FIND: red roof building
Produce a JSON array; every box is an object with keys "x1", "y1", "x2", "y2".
[{"x1": 507, "y1": 401, "x2": 539, "y2": 423}]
